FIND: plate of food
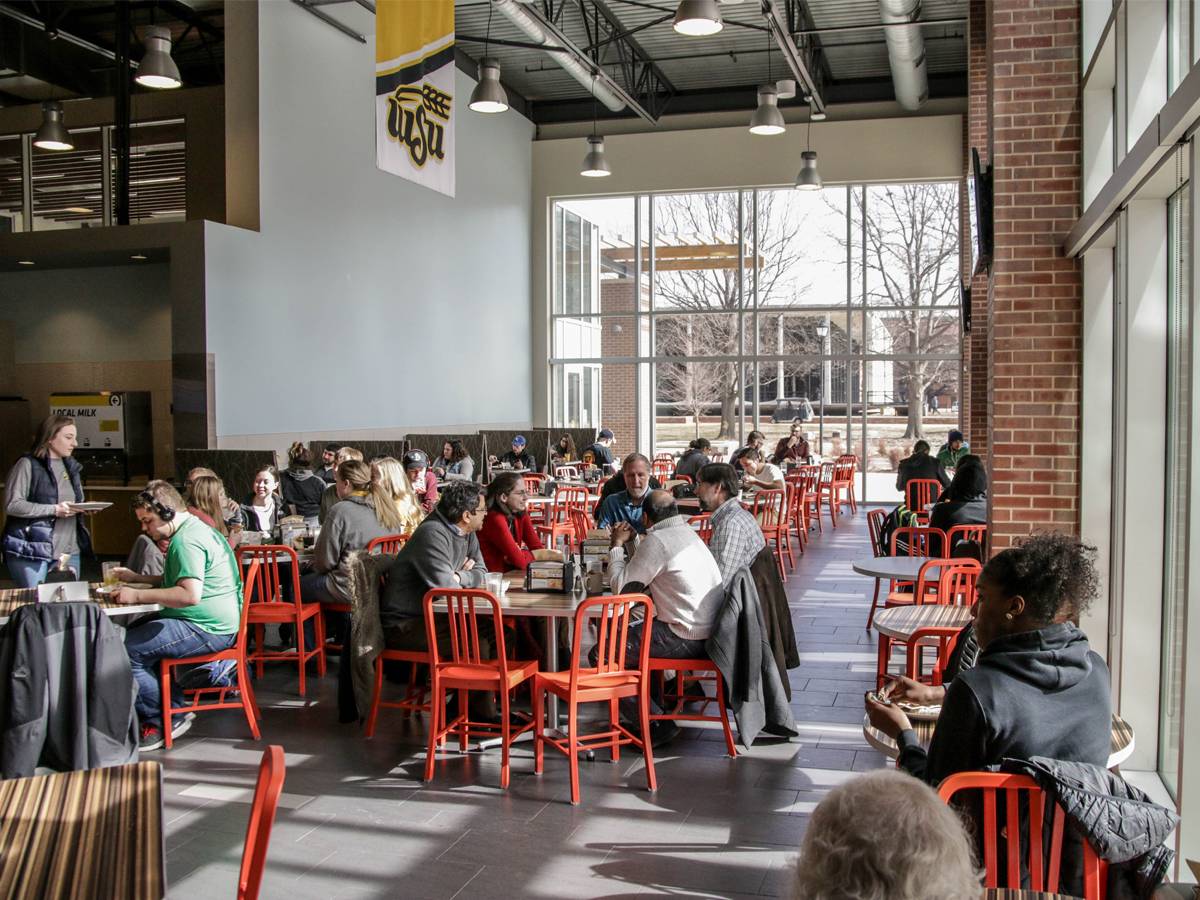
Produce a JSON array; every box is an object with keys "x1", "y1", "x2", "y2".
[
  {"x1": 68, "y1": 501, "x2": 113, "y2": 513},
  {"x1": 867, "y1": 685, "x2": 941, "y2": 721}
]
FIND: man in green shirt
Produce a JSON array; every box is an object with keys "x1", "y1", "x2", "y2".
[
  {"x1": 936, "y1": 429, "x2": 970, "y2": 469},
  {"x1": 111, "y1": 480, "x2": 242, "y2": 750}
]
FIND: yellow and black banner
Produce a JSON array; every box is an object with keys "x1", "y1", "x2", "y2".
[{"x1": 376, "y1": 0, "x2": 455, "y2": 196}]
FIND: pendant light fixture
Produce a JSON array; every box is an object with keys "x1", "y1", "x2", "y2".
[
  {"x1": 794, "y1": 110, "x2": 822, "y2": 191},
  {"x1": 581, "y1": 73, "x2": 612, "y2": 177},
  {"x1": 750, "y1": 86, "x2": 785, "y2": 135},
  {"x1": 470, "y1": 59, "x2": 509, "y2": 113},
  {"x1": 674, "y1": 0, "x2": 723, "y2": 36},
  {"x1": 33, "y1": 101, "x2": 73, "y2": 151},
  {"x1": 135, "y1": 25, "x2": 182, "y2": 89},
  {"x1": 469, "y1": 6, "x2": 508, "y2": 114},
  {"x1": 749, "y1": 30, "x2": 784, "y2": 136}
]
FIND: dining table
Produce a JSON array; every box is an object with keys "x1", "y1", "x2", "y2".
[
  {"x1": 0, "y1": 760, "x2": 165, "y2": 899},
  {"x1": 0, "y1": 587, "x2": 162, "y2": 626},
  {"x1": 852, "y1": 555, "x2": 934, "y2": 582}
]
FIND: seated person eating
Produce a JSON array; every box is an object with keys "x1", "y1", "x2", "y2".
[
  {"x1": 599, "y1": 490, "x2": 724, "y2": 745},
  {"x1": 478, "y1": 472, "x2": 543, "y2": 573},
  {"x1": 109, "y1": 481, "x2": 242, "y2": 751},
  {"x1": 595, "y1": 452, "x2": 653, "y2": 534},
  {"x1": 498, "y1": 435, "x2": 536, "y2": 471},
  {"x1": 866, "y1": 532, "x2": 1112, "y2": 786}
]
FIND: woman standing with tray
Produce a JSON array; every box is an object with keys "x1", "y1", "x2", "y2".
[{"x1": 2, "y1": 415, "x2": 93, "y2": 587}]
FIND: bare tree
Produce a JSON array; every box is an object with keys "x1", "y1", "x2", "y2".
[
  {"x1": 653, "y1": 191, "x2": 808, "y2": 437},
  {"x1": 843, "y1": 183, "x2": 960, "y2": 439}
]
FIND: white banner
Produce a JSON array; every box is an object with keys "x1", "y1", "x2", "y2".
[{"x1": 375, "y1": 0, "x2": 456, "y2": 197}]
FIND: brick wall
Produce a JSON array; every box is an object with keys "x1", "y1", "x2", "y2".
[
  {"x1": 967, "y1": 0, "x2": 990, "y2": 459},
  {"x1": 985, "y1": 0, "x2": 1083, "y2": 547},
  {"x1": 599, "y1": 278, "x2": 638, "y2": 458}
]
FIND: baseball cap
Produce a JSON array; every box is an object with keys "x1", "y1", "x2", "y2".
[
  {"x1": 598, "y1": 428, "x2": 614, "y2": 440},
  {"x1": 512, "y1": 435, "x2": 527, "y2": 447}
]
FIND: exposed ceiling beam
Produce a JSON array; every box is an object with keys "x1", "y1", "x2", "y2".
[
  {"x1": 761, "y1": 0, "x2": 824, "y2": 114},
  {"x1": 290, "y1": 0, "x2": 366, "y2": 43},
  {"x1": 0, "y1": 12, "x2": 112, "y2": 95}
]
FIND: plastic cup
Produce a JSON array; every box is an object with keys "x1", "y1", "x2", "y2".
[{"x1": 484, "y1": 572, "x2": 504, "y2": 596}]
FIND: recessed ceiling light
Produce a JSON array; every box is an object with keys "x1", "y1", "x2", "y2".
[
  {"x1": 131, "y1": 254, "x2": 148, "y2": 260},
  {"x1": 17, "y1": 260, "x2": 34, "y2": 266}
]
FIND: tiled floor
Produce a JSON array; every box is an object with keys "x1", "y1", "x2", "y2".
[{"x1": 158, "y1": 508, "x2": 887, "y2": 899}]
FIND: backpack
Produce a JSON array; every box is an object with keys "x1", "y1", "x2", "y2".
[{"x1": 878, "y1": 503, "x2": 920, "y2": 556}]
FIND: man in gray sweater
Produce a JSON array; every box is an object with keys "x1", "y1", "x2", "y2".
[
  {"x1": 380, "y1": 481, "x2": 496, "y2": 719},
  {"x1": 379, "y1": 480, "x2": 489, "y2": 644}
]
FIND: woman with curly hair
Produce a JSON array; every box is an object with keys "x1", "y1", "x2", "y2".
[
  {"x1": 866, "y1": 531, "x2": 1112, "y2": 787},
  {"x1": 794, "y1": 769, "x2": 979, "y2": 900}
]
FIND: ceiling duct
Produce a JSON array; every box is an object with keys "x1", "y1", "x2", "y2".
[
  {"x1": 878, "y1": 0, "x2": 928, "y2": 111},
  {"x1": 492, "y1": 0, "x2": 626, "y2": 113}
]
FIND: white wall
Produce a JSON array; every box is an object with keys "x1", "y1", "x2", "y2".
[
  {"x1": 205, "y1": 0, "x2": 534, "y2": 446},
  {"x1": 0, "y1": 264, "x2": 170, "y2": 363}
]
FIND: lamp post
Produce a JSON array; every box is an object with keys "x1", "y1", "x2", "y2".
[{"x1": 815, "y1": 320, "x2": 829, "y2": 458}]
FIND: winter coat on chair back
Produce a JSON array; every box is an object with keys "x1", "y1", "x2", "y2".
[{"x1": 0, "y1": 601, "x2": 138, "y2": 779}]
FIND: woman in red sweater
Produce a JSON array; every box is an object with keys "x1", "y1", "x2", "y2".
[{"x1": 479, "y1": 472, "x2": 544, "y2": 573}]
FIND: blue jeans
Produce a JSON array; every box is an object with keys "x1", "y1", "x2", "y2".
[
  {"x1": 8, "y1": 553, "x2": 82, "y2": 587},
  {"x1": 589, "y1": 618, "x2": 706, "y2": 719},
  {"x1": 125, "y1": 617, "x2": 235, "y2": 729},
  {"x1": 299, "y1": 571, "x2": 347, "y2": 647}
]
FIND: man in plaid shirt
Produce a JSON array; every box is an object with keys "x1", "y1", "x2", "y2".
[{"x1": 695, "y1": 463, "x2": 765, "y2": 587}]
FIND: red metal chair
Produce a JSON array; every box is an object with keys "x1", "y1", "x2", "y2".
[
  {"x1": 238, "y1": 545, "x2": 326, "y2": 696},
  {"x1": 905, "y1": 478, "x2": 943, "y2": 524},
  {"x1": 833, "y1": 454, "x2": 858, "y2": 514},
  {"x1": 325, "y1": 534, "x2": 411, "y2": 655},
  {"x1": 533, "y1": 593, "x2": 657, "y2": 805},
  {"x1": 651, "y1": 459, "x2": 673, "y2": 481},
  {"x1": 931, "y1": 558, "x2": 982, "y2": 607},
  {"x1": 748, "y1": 488, "x2": 790, "y2": 578},
  {"x1": 938, "y1": 772, "x2": 1108, "y2": 898},
  {"x1": 536, "y1": 484, "x2": 590, "y2": 550},
  {"x1": 781, "y1": 479, "x2": 806, "y2": 555},
  {"x1": 877, "y1": 557, "x2": 946, "y2": 688},
  {"x1": 865, "y1": 509, "x2": 888, "y2": 630},
  {"x1": 366, "y1": 533, "x2": 410, "y2": 555},
  {"x1": 903, "y1": 626, "x2": 963, "y2": 686},
  {"x1": 671, "y1": 473, "x2": 693, "y2": 485},
  {"x1": 362, "y1": 533, "x2": 431, "y2": 736},
  {"x1": 890, "y1": 525, "x2": 947, "y2": 558},
  {"x1": 791, "y1": 464, "x2": 821, "y2": 536},
  {"x1": 160, "y1": 560, "x2": 263, "y2": 749},
  {"x1": 947, "y1": 523, "x2": 988, "y2": 557},
  {"x1": 423, "y1": 588, "x2": 538, "y2": 789},
  {"x1": 648, "y1": 656, "x2": 737, "y2": 758},
  {"x1": 816, "y1": 461, "x2": 839, "y2": 527},
  {"x1": 568, "y1": 505, "x2": 595, "y2": 551},
  {"x1": 688, "y1": 512, "x2": 713, "y2": 545},
  {"x1": 237, "y1": 744, "x2": 286, "y2": 900}
]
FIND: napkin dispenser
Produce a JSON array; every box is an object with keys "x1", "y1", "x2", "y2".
[{"x1": 525, "y1": 558, "x2": 575, "y2": 593}]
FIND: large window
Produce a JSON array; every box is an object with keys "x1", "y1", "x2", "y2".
[
  {"x1": 549, "y1": 183, "x2": 963, "y2": 502},
  {"x1": 1160, "y1": 181, "x2": 1190, "y2": 798}
]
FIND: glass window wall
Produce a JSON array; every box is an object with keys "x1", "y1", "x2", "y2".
[{"x1": 549, "y1": 183, "x2": 963, "y2": 502}]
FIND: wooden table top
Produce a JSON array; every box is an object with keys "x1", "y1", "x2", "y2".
[
  {"x1": 863, "y1": 711, "x2": 1135, "y2": 769},
  {"x1": 873, "y1": 603, "x2": 974, "y2": 640},
  {"x1": 0, "y1": 761, "x2": 165, "y2": 900},
  {"x1": 0, "y1": 588, "x2": 161, "y2": 625}
]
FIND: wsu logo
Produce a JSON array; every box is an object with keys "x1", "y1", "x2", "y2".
[{"x1": 386, "y1": 83, "x2": 451, "y2": 168}]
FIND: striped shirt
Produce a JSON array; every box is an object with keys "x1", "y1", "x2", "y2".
[{"x1": 709, "y1": 496, "x2": 766, "y2": 587}]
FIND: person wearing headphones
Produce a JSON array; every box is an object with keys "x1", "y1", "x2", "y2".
[
  {"x1": 109, "y1": 480, "x2": 242, "y2": 752},
  {"x1": 403, "y1": 449, "x2": 439, "y2": 515}
]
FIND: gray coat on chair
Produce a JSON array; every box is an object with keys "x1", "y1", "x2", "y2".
[
  {"x1": 705, "y1": 567, "x2": 798, "y2": 748},
  {"x1": 0, "y1": 601, "x2": 139, "y2": 778}
]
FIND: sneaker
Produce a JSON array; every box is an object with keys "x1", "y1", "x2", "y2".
[
  {"x1": 139, "y1": 723, "x2": 164, "y2": 752},
  {"x1": 179, "y1": 661, "x2": 237, "y2": 691},
  {"x1": 169, "y1": 713, "x2": 195, "y2": 743}
]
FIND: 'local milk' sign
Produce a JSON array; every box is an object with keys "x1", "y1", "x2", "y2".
[{"x1": 49, "y1": 393, "x2": 125, "y2": 450}]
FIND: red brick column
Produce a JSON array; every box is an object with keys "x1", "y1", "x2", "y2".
[
  {"x1": 966, "y1": 0, "x2": 990, "y2": 459},
  {"x1": 599, "y1": 279, "x2": 638, "y2": 456},
  {"x1": 986, "y1": 0, "x2": 1083, "y2": 548}
]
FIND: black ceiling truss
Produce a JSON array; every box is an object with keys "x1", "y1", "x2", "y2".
[{"x1": 527, "y1": 0, "x2": 677, "y2": 123}]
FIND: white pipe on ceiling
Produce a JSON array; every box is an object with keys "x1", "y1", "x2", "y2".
[
  {"x1": 878, "y1": 0, "x2": 928, "y2": 111},
  {"x1": 491, "y1": 0, "x2": 627, "y2": 112}
]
